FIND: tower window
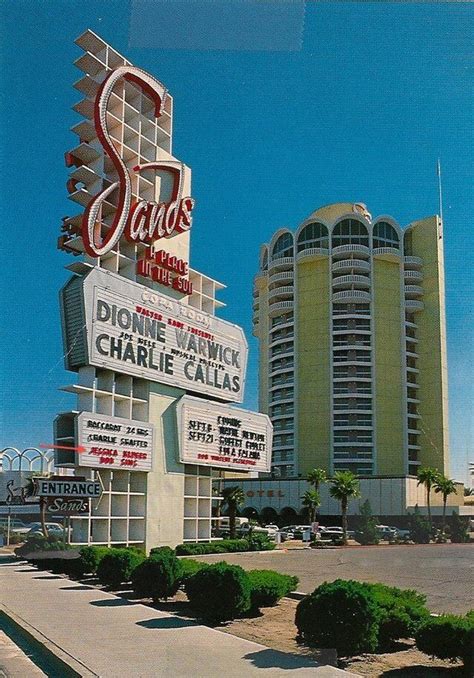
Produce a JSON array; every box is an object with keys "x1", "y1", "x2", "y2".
[
  {"x1": 373, "y1": 221, "x2": 400, "y2": 249},
  {"x1": 297, "y1": 222, "x2": 329, "y2": 252},
  {"x1": 272, "y1": 233, "x2": 294, "y2": 260},
  {"x1": 332, "y1": 219, "x2": 369, "y2": 248}
]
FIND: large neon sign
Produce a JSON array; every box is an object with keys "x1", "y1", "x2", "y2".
[{"x1": 79, "y1": 66, "x2": 194, "y2": 257}]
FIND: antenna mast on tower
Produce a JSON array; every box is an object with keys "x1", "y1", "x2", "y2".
[{"x1": 437, "y1": 158, "x2": 444, "y2": 224}]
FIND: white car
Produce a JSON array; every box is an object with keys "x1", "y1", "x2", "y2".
[
  {"x1": 376, "y1": 525, "x2": 398, "y2": 540},
  {"x1": 27, "y1": 522, "x2": 68, "y2": 538},
  {"x1": 239, "y1": 523, "x2": 277, "y2": 537}
]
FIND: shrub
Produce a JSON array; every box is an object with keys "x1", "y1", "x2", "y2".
[
  {"x1": 448, "y1": 512, "x2": 470, "y2": 543},
  {"x1": 409, "y1": 508, "x2": 431, "y2": 544},
  {"x1": 75, "y1": 546, "x2": 111, "y2": 576},
  {"x1": 415, "y1": 613, "x2": 474, "y2": 671},
  {"x1": 246, "y1": 533, "x2": 276, "y2": 551},
  {"x1": 96, "y1": 548, "x2": 145, "y2": 587},
  {"x1": 185, "y1": 562, "x2": 251, "y2": 622},
  {"x1": 131, "y1": 551, "x2": 183, "y2": 601},
  {"x1": 365, "y1": 583, "x2": 430, "y2": 647},
  {"x1": 354, "y1": 500, "x2": 379, "y2": 546},
  {"x1": 179, "y1": 558, "x2": 207, "y2": 584},
  {"x1": 175, "y1": 539, "x2": 250, "y2": 556},
  {"x1": 149, "y1": 546, "x2": 175, "y2": 558},
  {"x1": 248, "y1": 570, "x2": 299, "y2": 609},
  {"x1": 295, "y1": 579, "x2": 379, "y2": 656}
]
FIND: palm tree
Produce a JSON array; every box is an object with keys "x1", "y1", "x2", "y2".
[
  {"x1": 301, "y1": 489, "x2": 320, "y2": 524},
  {"x1": 417, "y1": 467, "x2": 440, "y2": 531},
  {"x1": 221, "y1": 486, "x2": 245, "y2": 539},
  {"x1": 307, "y1": 468, "x2": 327, "y2": 492},
  {"x1": 306, "y1": 469, "x2": 327, "y2": 522},
  {"x1": 329, "y1": 471, "x2": 361, "y2": 544},
  {"x1": 434, "y1": 475, "x2": 457, "y2": 535}
]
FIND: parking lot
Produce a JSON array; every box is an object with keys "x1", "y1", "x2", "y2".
[{"x1": 194, "y1": 543, "x2": 474, "y2": 614}]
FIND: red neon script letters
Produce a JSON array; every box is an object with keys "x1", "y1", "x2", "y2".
[{"x1": 82, "y1": 66, "x2": 194, "y2": 257}]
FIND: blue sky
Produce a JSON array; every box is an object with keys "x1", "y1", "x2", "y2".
[{"x1": 0, "y1": 1, "x2": 472, "y2": 482}]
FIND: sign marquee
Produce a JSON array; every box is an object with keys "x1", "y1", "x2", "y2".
[
  {"x1": 61, "y1": 268, "x2": 248, "y2": 403},
  {"x1": 76, "y1": 412, "x2": 154, "y2": 472},
  {"x1": 177, "y1": 396, "x2": 272, "y2": 472}
]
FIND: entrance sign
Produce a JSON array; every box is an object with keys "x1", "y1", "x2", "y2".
[
  {"x1": 34, "y1": 478, "x2": 102, "y2": 498},
  {"x1": 60, "y1": 268, "x2": 248, "y2": 403},
  {"x1": 77, "y1": 413, "x2": 154, "y2": 472},
  {"x1": 177, "y1": 396, "x2": 272, "y2": 472}
]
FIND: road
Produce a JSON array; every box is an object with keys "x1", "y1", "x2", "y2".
[{"x1": 193, "y1": 543, "x2": 474, "y2": 614}]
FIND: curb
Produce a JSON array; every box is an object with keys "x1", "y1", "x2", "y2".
[
  {"x1": 286, "y1": 591, "x2": 307, "y2": 601},
  {"x1": 0, "y1": 606, "x2": 98, "y2": 677}
]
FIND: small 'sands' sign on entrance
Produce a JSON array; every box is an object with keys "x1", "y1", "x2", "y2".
[{"x1": 45, "y1": 497, "x2": 90, "y2": 515}]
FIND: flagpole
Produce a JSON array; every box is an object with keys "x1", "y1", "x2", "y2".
[{"x1": 437, "y1": 158, "x2": 444, "y2": 224}]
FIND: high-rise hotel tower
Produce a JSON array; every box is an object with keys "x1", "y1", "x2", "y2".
[{"x1": 253, "y1": 202, "x2": 449, "y2": 479}]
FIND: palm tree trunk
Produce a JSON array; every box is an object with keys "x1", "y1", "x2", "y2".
[
  {"x1": 40, "y1": 498, "x2": 49, "y2": 539},
  {"x1": 442, "y1": 496, "x2": 447, "y2": 535},
  {"x1": 342, "y1": 497, "x2": 348, "y2": 544},
  {"x1": 427, "y1": 488, "x2": 432, "y2": 533},
  {"x1": 229, "y1": 504, "x2": 236, "y2": 540}
]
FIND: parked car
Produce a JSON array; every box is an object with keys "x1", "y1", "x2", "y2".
[
  {"x1": 27, "y1": 522, "x2": 69, "y2": 538},
  {"x1": 376, "y1": 525, "x2": 398, "y2": 540},
  {"x1": 238, "y1": 523, "x2": 277, "y2": 538},
  {"x1": 0, "y1": 519, "x2": 31, "y2": 533},
  {"x1": 321, "y1": 526, "x2": 343, "y2": 533},
  {"x1": 389, "y1": 526, "x2": 411, "y2": 539},
  {"x1": 314, "y1": 529, "x2": 345, "y2": 545}
]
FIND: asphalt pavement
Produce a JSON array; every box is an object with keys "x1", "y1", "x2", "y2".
[{"x1": 193, "y1": 543, "x2": 474, "y2": 615}]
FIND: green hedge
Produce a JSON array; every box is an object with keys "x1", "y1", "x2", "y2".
[
  {"x1": 415, "y1": 613, "x2": 474, "y2": 670},
  {"x1": 185, "y1": 562, "x2": 251, "y2": 622},
  {"x1": 366, "y1": 583, "x2": 430, "y2": 647},
  {"x1": 131, "y1": 551, "x2": 183, "y2": 602},
  {"x1": 295, "y1": 580, "x2": 435, "y2": 656},
  {"x1": 247, "y1": 570, "x2": 299, "y2": 609},
  {"x1": 295, "y1": 580, "x2": 380, "y2": 656},
  {"x1": 15, "y1": 534, "x2": 72, "y2": 557},
  {"x1": 75, "y1": 546, "x2": 110, "y2": 576},
  {"x1": 175, "y1": 537, "x2": 275, "y2": 556},
  {"x1": 179, "y1": 558, "x2": 207, "y2": 584},
  {"x1": 96, "y1": 548, "x2": 145, "y2": 587}
]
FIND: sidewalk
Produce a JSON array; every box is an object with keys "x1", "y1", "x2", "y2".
[{"x1": 0, "y1": 558, "x2": 353, "y2": 677}]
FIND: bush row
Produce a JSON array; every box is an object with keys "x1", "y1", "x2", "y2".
[
  {"x1": 21, "y1": 540, "x2": 297, "y2": 622},
  {"x1": 175, "y1": 534, "x2": 275, "y2": 556},
  {"x1": 415, "y1": 611, "x2": 473, "y2": 671},
  {"x1": 295, "y1": 579, "x2": 474, "y2": 669},
  {"x1": 295, "y1": 579, "x2": 431, "y2": 656}
]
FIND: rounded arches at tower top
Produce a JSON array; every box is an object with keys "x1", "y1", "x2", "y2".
[
  {"x1": 295, "y1": 220, "x2": 330, "y2": 252},
  {"x1": 270, "y1": 228, "x2": 294, "y2": 260},
  {"x1": 331, "y1": 216, "x2": 370, "y2": 247},
  {"x1": 372, "y1": 216, "x2": 402, "y2": 249},
  {"x1": 260, "y1": 245, "x2": 269, "y2": 270}
]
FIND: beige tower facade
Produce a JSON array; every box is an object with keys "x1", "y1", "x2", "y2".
[{"x1": 253, "y1": 202, "x2": 449, "y2": 478}]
